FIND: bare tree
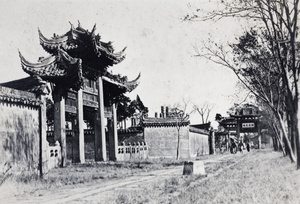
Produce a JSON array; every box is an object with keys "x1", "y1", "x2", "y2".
[
  {"x1": 193, "y1": 102, "x2": 214, "y2": 124},
  {"x1": 185, "y1": 0, "x2": 300, "y2": 168}
]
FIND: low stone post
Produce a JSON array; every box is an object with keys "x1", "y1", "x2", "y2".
[
  {"x1": 55, "y1": 140, "x2": 62, "y2": 165},
  {"x1": 183, "y1": 161, "x2": 206, "y2": 176}
]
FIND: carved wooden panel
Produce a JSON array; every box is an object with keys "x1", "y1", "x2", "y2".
[{"x1": 65, "y1": 104, "x2": 77, "y2": 114}]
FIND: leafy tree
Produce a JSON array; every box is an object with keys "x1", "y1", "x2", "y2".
[
  {"x1": 128, "y1": 95, "x2": 148, "y2": 118},
  {"x1": 115, "y1": 94, "x2": 132, "y2": 124},
  {"x1": 116, "y1": 94, "x2": 148, "y2": 128}
]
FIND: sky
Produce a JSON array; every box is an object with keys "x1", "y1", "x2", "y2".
[{"x1": 0, "y1": 0, "x2": 249, "y2": 126}]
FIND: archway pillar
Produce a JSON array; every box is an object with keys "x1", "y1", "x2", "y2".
[
  {"x1": 108, "y1": 102, "x2": 118, "y2": 161},
  {"x1": 94, "y1": 76, "x2": 107, "y2": 161},
  {"x1": 72, "y1": 89, "x2": 85, "y2": 163},
  {"x1": 53, "y1": 92, "x2": 66, "y2": 167}
]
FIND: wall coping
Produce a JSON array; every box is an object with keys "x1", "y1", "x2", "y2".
[{"x1": 0, "y1": 86, "x2": 43, "y2": 107}]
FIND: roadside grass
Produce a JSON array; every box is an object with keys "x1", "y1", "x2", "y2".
[
  {"x1": 173, "y1": 150, "x2": 300, "y2": 204},
  {"x1": 2, "y1": 149, "x2": 298, "y2": 204},
  {"x1": 0, "y1": 157, "x2": 185, "y2": 199},
  {"x1": 112, "y1": 149, "x2": 300, "y2": 204}
]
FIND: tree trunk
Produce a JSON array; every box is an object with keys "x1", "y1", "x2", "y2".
[
  {"x1": 287, "y1": 111, "x2": 297, "y2": 155},
  {"x1": 293, "y1": 102, "x2": 300, "y2": 169},
  {"x1": 176, "y1": 129, "x2": 180, "y2": 160},
  {"x1": 276, "y1": 111, "x2": 296, "y2": 162},
  {"x1": 272, "y1": 136, "x2": 280, "y2": 152},
  {"x1": 272, "y1": 124, "x2": 286, "y2": 155}
]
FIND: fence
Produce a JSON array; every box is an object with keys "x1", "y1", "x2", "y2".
[
  {"x1": 117, "y1": 142, "x2": 148, "y2": 161},
  {"x1": 46, "y1": 140, "x2": 148, "y2": 163}
]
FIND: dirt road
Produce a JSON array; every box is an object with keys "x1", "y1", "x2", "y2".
[
  {"x1": 11, "y1": 153, "x2": 246, "y2": 204},
  {"x1": 11, "y1": 167, "x2": 181, "y2": 204}
]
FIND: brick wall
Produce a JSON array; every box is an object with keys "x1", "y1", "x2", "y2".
[
  {"x1": 144, "y1": 126, "x2": 189, "y2": 158},
  {"x1": 0, "y1": 86, "x2": 42, "y2": 173}
]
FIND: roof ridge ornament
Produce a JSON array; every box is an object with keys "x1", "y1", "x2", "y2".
[
  {"x1": 69, "y1": 21, "x2": 75, "y2": 31},
  {"x1": 91, "y1": 24, "x2": 97, "y2": 36}
]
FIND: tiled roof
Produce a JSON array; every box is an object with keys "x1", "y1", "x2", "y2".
[
  {"x1": 103, "y1": 72, "x2": 140, "y2": 93},
  {"x1": 38, "y1": 22, "x2": 126, "y2": 66},
  {"x1": 19, "y1": 49, "x2": 83, "y2": 91},
  {"x1": 220, "y1": 117, "x2": 237, "y2": 125},
  {"x1": 189, "y1": 123, "x2": 211, "y2": 135},
  {"x1": 0, "y1": 76, "x2": 50, "y2": 95},
  {"x1": 0, "y1": 85, "x2": 43, "y2": 106},
  {"x1": 118, "y1": 127, "x2": 143, "y2": 133},
  {"x1": 189, "y1": 122, "x2": 211, "y2": 131},
  {"x1": 189, "y1": 126, "x2": 210, "y2": 135},
  {"x1": 142, "y1": 117, "x2": 190, "y2": 127},
  {"x1": 15, "y1": 21, "x2": 138, "y2": 95}
]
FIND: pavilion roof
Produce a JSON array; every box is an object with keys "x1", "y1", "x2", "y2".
[
  {"x1": 38, "y1": 22, "x2": 126, "y2": 68},
  {"x1": 18, "y1": 50, "x2": 139, "y2": 96},
  {"x1": 16, "y1": 21, "x2": 138, "y2": 97}
]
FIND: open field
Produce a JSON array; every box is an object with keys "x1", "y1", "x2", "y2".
[{"x1": 1, "y1": 149, "x2": 299, "y2": 203}]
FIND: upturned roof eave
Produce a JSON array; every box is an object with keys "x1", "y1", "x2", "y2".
[
  {"x1": 102, "y1": 72, "x2": 140, "y2": 93},
  {"x1": 38, "y1": 24, "x2": 126, "y2": 65},
  {"x1": 19, "y1": 49, "x2": 83, "y2": 91}
]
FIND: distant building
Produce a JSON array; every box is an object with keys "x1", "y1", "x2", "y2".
[
  {"x1": 119, "y1": 106, "x2": 210, "y2": 159},
  {"x1": 216, "y1": 104, "x2": 263, "y2": 150}
]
